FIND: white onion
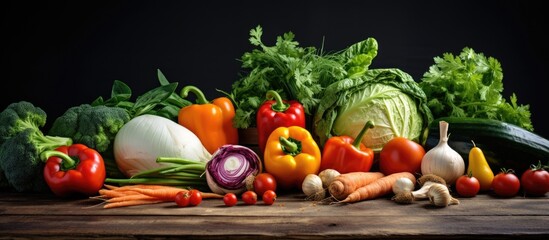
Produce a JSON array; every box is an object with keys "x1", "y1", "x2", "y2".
[{"x1": 114, "y1": 114, "x2": 211, "y2": 177}]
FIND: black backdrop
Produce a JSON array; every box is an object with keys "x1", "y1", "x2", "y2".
[{"x1": 3, "y1": 0, "x2": 548, "y2": 138}]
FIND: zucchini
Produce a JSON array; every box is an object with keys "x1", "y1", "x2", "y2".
[{"x1": 423, "y1": 117, "x2": 549, "y2": 176}]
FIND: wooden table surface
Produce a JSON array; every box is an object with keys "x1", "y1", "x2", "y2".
[{"x1": 0, "y1": 191, "x2": 548, "y2": 239}]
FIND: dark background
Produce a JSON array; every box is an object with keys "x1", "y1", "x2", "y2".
[{"x1": 2, "y1": 0, "x2": 548, "y2": 138}]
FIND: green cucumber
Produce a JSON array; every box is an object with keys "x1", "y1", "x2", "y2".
[{"x1": 423, "y1": 117, "x2": 549, "y2": 176}]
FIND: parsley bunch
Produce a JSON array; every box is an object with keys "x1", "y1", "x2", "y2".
[
  {"x1": 224, "y1": 25, "x2": 378, "y2": 128},
  {"x1": 419, "y1": 47, "x2": 533, "y2": 131}
]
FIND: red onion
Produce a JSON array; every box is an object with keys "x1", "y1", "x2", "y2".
[{"x1": 205, "y1": 145, "x2": 262, "y2": 195}]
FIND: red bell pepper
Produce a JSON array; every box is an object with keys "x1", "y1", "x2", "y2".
[
  {"x1": 257, "y1": 90, "x2": 305, "y2": 156},
  {"x1": 42, "y1": 143, "x2": 106, "y2": 197},
  {"x1": 319, "y1": 120, "x2": 375, "y2": 174}
]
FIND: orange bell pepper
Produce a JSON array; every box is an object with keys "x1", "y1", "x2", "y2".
[
  {"x1": 263, "y1": 126, "x2": 321, "y2": 190},
  {"x1": 178, "y1": 86, "x2": 238, "y2": 154},
  {"x1": 320, "y1": 120, "x2": 375, "y2": 174}
]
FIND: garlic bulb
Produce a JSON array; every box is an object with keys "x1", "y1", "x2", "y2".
[
  {"x1": 302, "y1": 174, "x2": 325, "y2": 201},
  {"x1": 421, "y1": 121, "x2": 465, "y2": 185},
  {"x1": 318, "y1": 169, "x2": 340, "y2": 188},
  {"x1": 426, "y1": 183, "x2": 460, "y2": 207},
  {"x1": 392, "y1": 177, "x2": 415, "y2": 195}
]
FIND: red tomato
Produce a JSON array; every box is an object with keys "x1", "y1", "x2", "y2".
[
  {"x1": 188, "y1": 189, "x2": 202, "y2": 206},
  {"x1": 175, "y1": 191, "x2": 191, "y2": 207},
  {"x1": 175, "y1": 190, "x2": 202, "y2": 207},
  {"x1": 455, "y1": 174, "x2": 481, "y2": 197},
  {"x1": 492, "y1": 169, "x2": 521, "y2": 198},
  {"x1": 253, "y1": 173, "x2": 277, "y2": 196},
  {"x1": 379, "y1": 137, "x2": 425, "y2": 175},
  {"x1": 223, "y1": 193, "x2": 238, "y2": 207},
  {"x1": 241, "y1": 190, "x2": 257, "y2": 205},
  {"x1": 521, "y1": 165, "x2": 549, "y2": 196},
  {"x1": 262, "y1": 190, "x2": 277, "y2": 205}
]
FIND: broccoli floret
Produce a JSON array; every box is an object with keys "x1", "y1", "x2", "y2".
[
  {"x1": 49, "y1": 104, "x2": 130, "y2": 152},
  {"x1": 0, "y1": 101, "x2": 47, "y2": 146},
  {"x1": 0, "y1": 101, "x2": 51, "y2": 189},
  {"x1": 0, "y1": 128, "x2": 72, "y2": 192},
  {"x1": 48, "y1": 104, "x2": 131, "y2": 178}
]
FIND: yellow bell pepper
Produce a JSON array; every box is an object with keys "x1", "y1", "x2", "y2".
[{"x1": 263, "y1": 126, "x2": 321, "y2": 191}]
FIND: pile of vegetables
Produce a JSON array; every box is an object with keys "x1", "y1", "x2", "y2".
[
  {"x1": 1, "y1": 25, "x2": 548, "y2": 210},
  {"x1": 48, "y1": 70, "x2": 191, "y2": 178}
]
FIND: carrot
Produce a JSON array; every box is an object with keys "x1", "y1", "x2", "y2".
[
  {"x1": 104, "y1": 199, "x2": 164, "y2": 209},
  {"x1": 91, "y1": 184, "x2": 224, "y2": 208},
  {"x1": 338, "y1": 172, "x2": 416, "y2": 203},
  {"x1": 107, "y1": 184, "x2": 177, "y2": 191},
  {"x1": 106, "y1": 194, "x2": 160, "y2": 203},
  {"x1": 103, "y1": 184, "x2": 121, "y2": 190},
  {"x1": 98, "y1": 189, "x2": 141, "y2": 198},
  {"x1": 328, "y1": 172, "x2": 385, "y2": 200},
  {"x1": 117, "y1": 186, "x2": 188, "y2": 201}
]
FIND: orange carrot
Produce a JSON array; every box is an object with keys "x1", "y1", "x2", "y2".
[
  {"x1": 108, "y1": 184, "x2": 179, "y2": 191},
  {"x1": 98, "y1": 189, "x2": 141, "y2": 198},
  {"x1": 328, "y1": 172, "x2": 385, "y2": 200},
  {"x1": 104, "y1": 199, "x2": 164, "y2": 209},
  {"x1": 339, "y1": 172, "x2": 416, "y2": 203},
  {"x1": 91, "y1": 184, "x2": 225, "y2": 208},
  {"x1": 103, "y1": 184, "x2": 121, "y2": 190},
  {"x1": 118, "y1": 186, "x2": 189, "y2": 201},
  {"x1": 106, "y1": 194, "x2": 160, "y2": 203}
]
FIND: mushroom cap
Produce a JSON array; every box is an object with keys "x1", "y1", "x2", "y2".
[{"x1": 417, "y1": 174, "x2": 446, "y2": 186}]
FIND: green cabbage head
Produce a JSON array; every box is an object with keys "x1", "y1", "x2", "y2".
[{"x1": 313, "y1": 68, "x2": 433, "y2": 152}]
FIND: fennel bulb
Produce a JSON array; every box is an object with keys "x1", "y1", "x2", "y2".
[{"x1": 114, "y1": 114, "x2": 211, "y2": 177}]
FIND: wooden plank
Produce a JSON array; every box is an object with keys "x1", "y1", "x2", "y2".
[
  {"x1": 1, "y1": 192, "x2": 548, "y2": 217},
  {"x1": 1, "y1": 215, "x2": 548, "y2": 239},
  {"x1": 1, "y1": 192, "x2": 548, "y2": 239}
]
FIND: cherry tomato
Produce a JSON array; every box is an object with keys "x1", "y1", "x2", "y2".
[
  {"x1": 491, "y1": 169, "x2": 521, "y2": 198},
  {"x1": 253, "y1": 173, "x2": 277, "y2": 196},
  {"x1": 188, "y1": 189, "x2": 202, "y2": 206},
  {"x1": 455, "y1": 174, "x2": 480, "y2": 197},
  {"x1": 241, "y1": 190, "x2": 257, "y2": 205},
  {"x1": 379, "y1": 137, "x2": 425, "y2": 175},
  {"x1": 262, "y1": 190, "x2": 277, "y2": 205},
  {"x1": 175, "y1": 191, "x2": 191, "y2": 207},
  {"x1": 223, "y1": 193, "x2": 238, "y2": 207},
  {"x1": 175, "y1": 190, "x2": 202, "y2": 207},
  {"x1": 521, "y1": 163, "x2": 549, "y2": 196}
]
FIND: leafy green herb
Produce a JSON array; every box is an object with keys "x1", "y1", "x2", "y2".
[
  {"x1": 419, "y1": 47, "x2": 533, "y2": 131},
  {"x1": 91, "y1": 69, "x2": 191, "y2": 121}
]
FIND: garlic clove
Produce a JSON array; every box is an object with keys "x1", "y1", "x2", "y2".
[{"x1": 426, "y1": 183, "x2": 460, "y2": 207}]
